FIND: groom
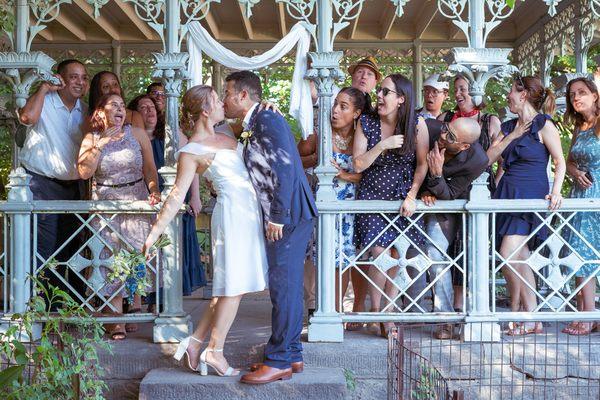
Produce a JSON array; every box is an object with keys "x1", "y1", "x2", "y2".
[{"x1": 222, "y1": 71, "x2": 318, "y2": 384}]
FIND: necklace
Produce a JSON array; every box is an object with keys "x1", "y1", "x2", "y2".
[
  {"x1": 451, "y1": 107, "x2": 480, "y2": 121},
  {"x1": 333, "y1": 133, "x2": 353, "y2": 151}
]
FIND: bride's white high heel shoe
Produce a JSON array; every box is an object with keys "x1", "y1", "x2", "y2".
[
  {"x1": 199, "y1": 348, "x2": 240, "y2": 377},
  {"x1": 173, "y1": 336, "x2": 203, "y2": 372}
]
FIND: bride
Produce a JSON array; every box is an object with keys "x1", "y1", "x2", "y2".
[{"x1": 143, "y1": 85, "x2": 268, "y2": 377}]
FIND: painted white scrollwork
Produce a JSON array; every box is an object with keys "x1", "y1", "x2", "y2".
[{"x1": 389, "y1": 0, "x2": 411, "y2": 17}]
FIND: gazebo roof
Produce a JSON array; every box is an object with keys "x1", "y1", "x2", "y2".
[{"x1": 28, "y1": 0, "x2": 585, "y2": 50}]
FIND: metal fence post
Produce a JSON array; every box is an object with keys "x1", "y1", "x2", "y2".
[{"x1": 464, "y1": 173, "x2": 500, "y2": 342}]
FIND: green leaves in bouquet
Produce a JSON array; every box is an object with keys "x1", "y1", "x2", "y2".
[{"x1": 107, "y1": 234, "x2": 171, "y2": 301}]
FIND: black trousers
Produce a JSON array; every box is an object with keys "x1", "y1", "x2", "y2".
[{"x1": 28, "y1": 170, "x2": 85, "y2": 303}]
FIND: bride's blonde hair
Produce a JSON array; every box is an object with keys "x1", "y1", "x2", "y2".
[{"x1": 181, "y1": 85, "x2": 215, "y2": 133}]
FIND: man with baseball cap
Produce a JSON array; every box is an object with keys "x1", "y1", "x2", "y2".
[{"x1": 418, "y1": 73, "x2": 449, "y2": 120}]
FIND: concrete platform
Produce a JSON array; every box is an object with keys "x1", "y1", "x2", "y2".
[
  {"x1": 98, "y1": 289, "x2": 600, "y2": 400},
  {"x1": 139, "y1": 367, "x2": 348, "y2": 400}
]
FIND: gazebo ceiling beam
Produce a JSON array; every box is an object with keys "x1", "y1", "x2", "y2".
[
  {"x1": 448, "y1": 22, "x2": 463, "y2": 41},
  {"x1": 414, "y1": 0, "x2": 438, "y2": 39},
  {"x1": 113, "y1": 0, "x2": 155, "y2": 40},
  {"x1": 204, "y1": 10, "x2": 221, "y2": 38},
  {"x1": 55, "y1": 13, "x2": 87, "y2": 41},
  {"x1": 380, "y1": 2, "x2": 396, "y2": 39},
  {"x1": 348, "y1": 10, "x2": 360, "y2": 39},
  {"x1": 72, "y1": 0, "x2": 120, "y2": 40},
  {"x1": 37, "y1": 28, "x2": 53, "y2": 41},
  {"x1": 238, "y1": 3, "x2": 255, "y2": 40},
  {"x1": 277, "y1": 2, "x2": 287, "y2": 37}
]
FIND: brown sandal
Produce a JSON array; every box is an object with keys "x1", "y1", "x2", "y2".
[{"x1": 107, "y1": 323, "x2": 126, "y2": 340}]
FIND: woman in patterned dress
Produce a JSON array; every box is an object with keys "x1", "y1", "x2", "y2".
[
  {"x1": 563, "y1": 77, "x2": 600, "y2": 335},
  {"x1": 78, "y1": 94, "x2": 160, "y2": 340},
  {"x1": 353, "y1": 74, "x2": 429, "y2": 336},
  {"x1": 297, "y1": 87, "x2": 367, "y2": 312}
]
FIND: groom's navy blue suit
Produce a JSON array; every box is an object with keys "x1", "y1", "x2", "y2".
[{"x1": 243, "y1": 106, "x2": 317, "y2": 369}]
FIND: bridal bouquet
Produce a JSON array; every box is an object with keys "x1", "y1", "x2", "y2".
[{"x1": 108, "y1": 234, "x2": 171, "y2": 303}]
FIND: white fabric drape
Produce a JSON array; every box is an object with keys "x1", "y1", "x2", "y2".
[{"x1": 187, "y1": 22, "x2": 313, "y2": 139}]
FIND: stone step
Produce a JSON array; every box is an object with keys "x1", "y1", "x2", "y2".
[{"x1": 138, "y1": 367, "x2": 349, "y2": 400}]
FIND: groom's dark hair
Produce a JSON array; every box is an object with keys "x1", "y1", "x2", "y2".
[{"x1": 225, "y1": 71, "x2": 262, "y2": 102}]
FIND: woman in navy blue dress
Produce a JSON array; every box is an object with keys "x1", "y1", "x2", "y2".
[
  {"x1": 487, "y1": 75, "x2": 565, "y2": 335},
  {"x1": 129, "y1": 95, "x2": 206, "y2": 302},
  {"x1": 353, "y1": 74, "x2": 429, "y2": 335}
]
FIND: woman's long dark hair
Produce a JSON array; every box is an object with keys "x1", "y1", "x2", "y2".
[
  {"x1": 127, "y1": 94, "x2": 165, "y2": 140},
  {"x1": 564, "y1": 77, "x2": 600, "y2": 129},
  {"x1": 88, "y1": 71, "x2": 124, "y2": 115},
  {"x1": 387, "y1": 74, "x2": 416, "y2": 156}
]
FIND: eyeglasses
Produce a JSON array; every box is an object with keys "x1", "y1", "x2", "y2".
[
  {"x1": 441, "y1": 122, "x2": 460, "y2": 144},
  {"x1": 150, "y1": 90, "x2": 166, "y2": 98},
  {"x1": 513, "y1": 72, "x2": 525, "y2": 90},
  {"x1": 376, "y1": 86, "x2": 399, "y2": 96}
]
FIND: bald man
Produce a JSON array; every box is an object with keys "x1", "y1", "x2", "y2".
[{"x1": 420, "y1": 118, "x2": 488, "y2": 339}]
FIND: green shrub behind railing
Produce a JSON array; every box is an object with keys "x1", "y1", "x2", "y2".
[{"x1": 0, "y1": 276, "x2": 110, "y2": 400}]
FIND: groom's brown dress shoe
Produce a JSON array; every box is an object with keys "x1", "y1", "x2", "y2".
[
  {"x1": 249, "y1": 361, "x2": 304, "y2": 373},
  {"x1": 240, "y1": 364, "x2": 292, "y2": 384}
]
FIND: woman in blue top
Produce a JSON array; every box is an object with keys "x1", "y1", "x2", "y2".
[
  {"x1": 487, "y1": 75, "x2": 565, "y2": 335},
  {"x1": 563, "y1": 77, "x2": 600, "y2": 335}
]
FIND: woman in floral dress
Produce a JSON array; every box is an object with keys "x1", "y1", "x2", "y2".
[
  {"x1": 78, "y1": 93, "x2": 160, "y2": 340},
  {"x1": 298, "y1": 87, "x2": 367, "y2": 311},
  {"x1": 563, "y1": 77, "x2": 600, "y2": 335}
]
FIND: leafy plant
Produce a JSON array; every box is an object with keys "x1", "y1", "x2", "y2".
[
  {"x1": 411, "y1": 363, "x2": 439, "y2": 400},
  {"x1": 343, "y1": 368, "x2": 356, "y2": 391},
  {"x1": 0, "y1": 275, "x2": 110, "y2": 399},
  {"x1": 107, "y1": 234, "x2": 170, "y2": 302}
]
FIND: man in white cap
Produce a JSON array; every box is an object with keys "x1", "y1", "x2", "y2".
[{"x1": 418, "y1": 73, "x2": 449, "y2": 120}]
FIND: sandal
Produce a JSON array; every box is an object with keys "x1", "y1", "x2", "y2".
[
  {"x1": 107, "y1": 323, "x2": 126, "y2": 340},
  {"x1": 345, "y1": 322, "x2": 365, "y2": 331},
  {"x1": 506, "y1": 322, "x2": 543, "y2": 336},
  {"x1": 125, "y1": 308, "x2": 141, "y2": 333},
  {"x1": 562, "y1": 322, "x2": 597, "y2": 336}
]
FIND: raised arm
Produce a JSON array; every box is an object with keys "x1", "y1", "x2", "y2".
[
  {"x1": 486, "y1": 120, "x2": 532, "y2": 166},
  {"x1": 179, "y1": 131, "x2": 202, "y2": 215},
  {"x1": 143, "y1": 153, "x2": 205, "y2": 254},
  {"x1": 352, "y1": 119, "x2": 404, "y2": 173},
  {"x1": 401, "y1": 118, "x2": 429, "y2": 217},
  {"x1": 298, "y1": 133, "x2": 318, "y2": 169},
  {"x1": 565, "y1": 130, "x2": 592, "y2": 189},
  {"x1": 541, "y1": 121, "x2": 566, "y2": 210},
  {"x1": 78, "y1": 127, "x2": 120, "y2": 179},
  {"x1": 18, "y1": 79, "x2": 64, "y2": 126}
]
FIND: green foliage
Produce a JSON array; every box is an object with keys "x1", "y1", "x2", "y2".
[
  {"x1": 0, "y1": 275, "x2": 110, "y2": 399},
  {"x1": 342, "y1": 368, "x2": 356, "y2": 391},
  {"x1": 108, "y1": 234, "x2": 170, "y2": 301},
  {"x1": 411, "y1": 363, "x2": 439, "y2": 400},
  {"x1": 0, "y1": 2, "x2": 15, "y2": 37}
]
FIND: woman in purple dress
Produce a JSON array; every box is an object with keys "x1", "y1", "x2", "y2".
[{"x1": 353, "y1": 74, "x2": 429, "y2": 336}]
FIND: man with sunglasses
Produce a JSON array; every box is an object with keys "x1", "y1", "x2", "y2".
[{"x1": 419, "y1": 118, "x2": 489, "y2": 339}]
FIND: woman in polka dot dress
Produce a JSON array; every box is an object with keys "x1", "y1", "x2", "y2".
[{"x1": 353, "y1": 74, "x2": 429, "y2": 336}]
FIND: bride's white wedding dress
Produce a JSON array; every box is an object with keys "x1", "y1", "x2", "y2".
[{"x1": 178, "y1": 142, "x2": 268, "y2": 296}]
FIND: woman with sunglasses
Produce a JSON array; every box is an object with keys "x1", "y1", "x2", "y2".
[
  {"x1": 487, "y1": 75, "x2": 565, "y2": 336},
  {"x1": 353, "y1": 74, "x2": 429, "y2": 337},
  {"x1": 562, "y1": 77, "x2": 600, "y2": 335}
]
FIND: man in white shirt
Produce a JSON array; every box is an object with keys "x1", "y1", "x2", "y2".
[{"x1": 18, "y1": 59, "x2": 89, "y2": 297}]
